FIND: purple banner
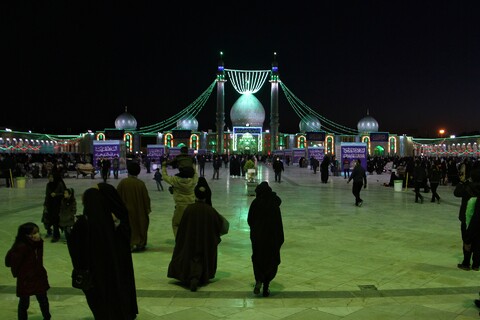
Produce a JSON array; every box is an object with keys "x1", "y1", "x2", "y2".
[
  {"x1": 340, "y1": 143, "x2": 367, "y2": 170},
  {"x1": 93, "y1": 141, "x2": 120, "y2": 168},
  {"x1": 292, "y1": 148, "x2": 306, "y2": 165},
  {"x1": 147, "y1": 145, "x2": 165, "y2": 162},
  {"x1": 307, "y1": 147, "x2": 325, "y2": 161}
]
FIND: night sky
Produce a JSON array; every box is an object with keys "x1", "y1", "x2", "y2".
[{"x1": 4, "y1": 1, "x2": 480, "y2": 137}]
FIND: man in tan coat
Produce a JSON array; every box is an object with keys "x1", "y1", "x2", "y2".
[{"x1": 117, "y1": 162, "x2": 151, "y2": 252}]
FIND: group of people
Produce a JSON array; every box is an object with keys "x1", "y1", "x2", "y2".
[{"x1": 5, "y1": 152, "x2": 285, "y2": 319}]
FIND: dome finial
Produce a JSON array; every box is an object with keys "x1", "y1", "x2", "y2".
[
  {"x1": 125, "y1": 106, "x2": 128, "y2": 113},
  {"x1": 366, "y1": 108, "x2": 369, "y2": 116}
]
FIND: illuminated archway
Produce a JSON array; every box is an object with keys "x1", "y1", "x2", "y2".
[
  {"x1": 362, "y1": 136, "x2": 370, "y2": 155},
  {"x1": 96, "y1": 133, "x2": 105, "y2": 141},
  {"x1": 164, "y1": 133, "x2": 173, "y2": 148},
  {"x1": 190, "y1": 134, "x2": 199, "y2": 150},
  {"x1": 389, "y1": 136, "x2": 397, "y2": 154},
  {"x1": 326, "y1": 135, "x2": 334, "y2": 155},
  {"x1": 297, "y1": 135, "x2": 306, "y2": 148},
  {"x1": 124, "y1": 133, "x2": 133, "y2": 153}
]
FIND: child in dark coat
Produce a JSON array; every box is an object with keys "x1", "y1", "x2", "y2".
[
  {"x1": 154, "y1": 168, "x2": 164, "y2": 191},
  {"x1": 59, "y1": 188, "x2": 77, "y2": 241},
  {"x1": 5, "y1": 222, "x2": 51, "y2": 320}
]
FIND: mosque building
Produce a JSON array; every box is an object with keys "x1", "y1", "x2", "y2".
[{"x1": 0, "y1": 55, "x2": 478, "y2": 160}]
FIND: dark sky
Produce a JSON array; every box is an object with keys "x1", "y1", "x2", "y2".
[{"x1": 4, "y1": 1, "x2": 480, "y2": 137}]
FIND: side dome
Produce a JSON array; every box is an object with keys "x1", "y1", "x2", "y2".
[
  {"x1": 299, "y1": 115, "x2": 321, "y2": 132},
  {"x1": 230, "y1": 93, "x2": 265, "y2": 127},
  {"x1": 176, "y1": 117, "x2": 198, "y2": 131},
  {"x1": 357, "y1": 115, "x2": 379, "y2": 133},
  {"x1": 115, "y1": 107, "x2": 137, "y2": 130}
]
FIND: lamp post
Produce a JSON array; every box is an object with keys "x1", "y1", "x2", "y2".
[{"x1": 439, "y1": 129, "x2": 445, "y2": 138}]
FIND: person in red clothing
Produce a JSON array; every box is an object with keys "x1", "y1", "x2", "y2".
[{"x1": 5, "y1": 222, "x2": 51, "y2": 320}]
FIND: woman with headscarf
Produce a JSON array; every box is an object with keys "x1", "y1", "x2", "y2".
[
  {"x1": 167, "y1": 183, "x2": 224, "y2": 292},
  {"x1": 196, "y1": 177, "x2": 212, "y2": 206},
  {"x1": 43, "y1": 171, "x2": 66, "y2": 242},
  {"x1": 67, "y1": 187, "x2": 138, "y2": 320},
  {"x1": 248, "y1": 181, "x2": 284, "y2": 297},
  {"x1": 97, "y1": 182, "x2": 138, "y2": 318}
]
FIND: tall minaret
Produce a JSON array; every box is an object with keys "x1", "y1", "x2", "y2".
[
  {"x1": 215, "y1": 52, "x2": 226, "y2": 154},
  {"x1": 270, "y1": 52, "x2": 280, "y2": 152}
]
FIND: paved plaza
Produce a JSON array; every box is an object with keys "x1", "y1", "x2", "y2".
[{"x1": 1, "y1": 163, "x2": 480, "y2": 319}]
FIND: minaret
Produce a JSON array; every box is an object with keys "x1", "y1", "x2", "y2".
[
  {"x1": 270, "y1": 52, "x2": 280, "y2": 152},
  {"x1": 215, "y1": 52, "x2": 226, "y2": 154}
]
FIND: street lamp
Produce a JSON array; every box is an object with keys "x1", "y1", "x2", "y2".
[{"x1": 439, "y1": 129, "x2": 445, "y2": 137}]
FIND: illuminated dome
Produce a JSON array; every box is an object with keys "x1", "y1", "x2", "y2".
[
  {"x1": 230, "y1": 94, "x2": 265, "y2": 127},
  {"x1": 357, "y1": 113, "x2": 379, "y2": 133},
  {"x1": 115, "y1": 107, "x2": 137, "y2": 130},
  {"x1": 176, "y1": 117, "x2": 198, "y2": 131},
  {"x1": 299, "y1": 115, "x2": 321, "y2": 132}
]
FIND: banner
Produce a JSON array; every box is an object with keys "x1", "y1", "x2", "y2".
[
  {"x1": 340, "y1": 143, "x2": 367, "y2": 170},
  {"x1": 307, "y1": 147, "x2": 325, "y2": 161},
  {"x1": 147, "y1": 145, "x2": 165, "y2": 163},
  {"x1": 306, "y1": 132, "x2": 326, "y2": 141},
  {"x1": 292, "y1": 148, "x2": 306, "y2": 165},
  {"x1": 370, "y1": 132, "x2": 389, "y2": 142},
  {"x1": 93, "y1": 140, "x2": 121, "y2": 169}
]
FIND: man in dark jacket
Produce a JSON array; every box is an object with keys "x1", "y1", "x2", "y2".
[
  {"x1": 348, "y1": 159, "x2": 367, "y2": 207},
  {"x1": 413, "y1": 160, "x2": 426, "y2": 203},
  {"x1": 272, "y1": 157, "x2": 284, "y2": 183}
]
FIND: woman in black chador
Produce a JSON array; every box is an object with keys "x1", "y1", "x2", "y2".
[
  {"x1": 248, "y1": 181, "x2": 284, "y2": 297},
  {"x1": 320, "y1": 155, "x2": 331, "y2": 183},
  {"x1": 68, "y1": 187, "x2": 138, "y2": 320}
]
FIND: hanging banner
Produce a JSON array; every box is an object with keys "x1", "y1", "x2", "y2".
[
  {"x1": 93, "y1": 140, "x2": 123, "y2": 169},
  {"x1": 307, "y1": 147, "x2": 325, "y2": 161},
  {"x1": 370, "y1": 132, "x2": 389, "y2": 142},
  {"x1": 340, "y1": 143, "x2": 367, "y2": 170},
  {"x1": 292, "y1": 148, "x2": 306, "y2": 165},
  {"x1": 147, "y1": 145, "x2": 165, "y2": 163}
]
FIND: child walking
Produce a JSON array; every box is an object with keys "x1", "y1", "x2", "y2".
[
  {"x1": 5, "y1": 222, "x2": 51, "y2": 320},
  {"x1": 59, "y1": 188, "x2": 77, "y2": 241},
  {"x1": 154, "y1": 167, "x2": 164, "y2": 191}
]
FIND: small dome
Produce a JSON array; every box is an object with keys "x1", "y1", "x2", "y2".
[
  {"x1": 357, "y1": 115, "x2": 379, "y2": 133},
  {"x1": 230, "y1": 93, "x2": 265, "y2": 127},
  {"x1": 176, "y1": 117, "x2": 198, "y2": 131},
  {"x1": 115, "y1": 107, "x2": 137, "y2": 130},
  {"x1": 299, "y1": 115, "x2": 321, "y2": 132}
]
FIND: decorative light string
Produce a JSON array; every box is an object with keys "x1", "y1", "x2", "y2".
[
  {"x1": 225, "y1": 69, "x2": 270, "y2": 94},
  {"x1": 280, "y1": 82, "x2": 358, "y2": 135},
  {"x1": 138, "y1": 80, "x2": 216, "y2": 133}
]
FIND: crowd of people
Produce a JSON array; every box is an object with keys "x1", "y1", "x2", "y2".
[{"x1": 5, "y1": 151, "x2": 480, "y2": 318}]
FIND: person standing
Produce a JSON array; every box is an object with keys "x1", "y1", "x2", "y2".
[
  {"x1": 167, "y1": 183, "x2": 225, "y2": 292},
  {"x1": 153, "y1": 168, "x2": 164, "y2": 191},
  {"x1": 43, "y1": 172, "x2": 66, "y2": 242},
  {"x1": 311, "y1": 157, "x2": 319, "y2": 174},
  {"x1": 112, "y1": 155, "x2": 120, "y2": 179},
  {"x1": 100, "y1": 158, "x2": 111, "y2": 183},
  {"x1": 5, "y1": 222, "x2": 51, "y2": 320},
  {"x1": 59, "y1": 188, "x2": 77, "y2": 242},
  {"x1": 163, "y1": 161, "x2": 198, "y2": 236},
  {"x1": 248, "y1": 181, "x2": 284, "y2": 297},
  {"x1": 320, "y1": 155, "x2": 331, "y2": 183},
  {"x1": 117, "y1": 162, "x2": 152, "y2": 252},
  {"x1": 413, "y1": 160, "x2": 426, "y2": 203},
  {"x1": 212, "y1": 155, "x2": 221, "y2": 180},
  {"x1": 348, "y1": 159, "x2": 367, "y2": 207},
  {"x1": 272, "y1": 157, "x2": 284, "y2": 183},
  {"x1": 343, "y1": 157, "x2": 351, "y2": 179},
  {"x1": 198, "y1": 154, "x2": 206, "y2": 177},
  {"x1": 68, "y1": 187, "x2": 138, "y2": 320},
  {"x1": 429, "y1": 161, "x2": 441, "y2": 203},
  {"x1": 96, "y1": 182, "x2": 139, "y2": 319},
  {"x1": 454, "y1": 166, "x2": 480, "y2": 271}
]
